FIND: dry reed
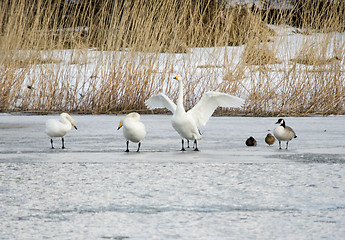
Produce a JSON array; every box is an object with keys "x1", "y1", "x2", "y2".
[{"x1": 0, "y1": 0, "x2": 344, "y2": 116}]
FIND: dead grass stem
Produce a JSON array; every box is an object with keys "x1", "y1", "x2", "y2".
[{"x1": 0, "y1": 0, "x2": 344, "y2": 115}]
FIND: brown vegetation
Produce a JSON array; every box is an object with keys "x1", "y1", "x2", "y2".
[{"x1": 0, "y1": 0, "x2": 344, "y2": 115}]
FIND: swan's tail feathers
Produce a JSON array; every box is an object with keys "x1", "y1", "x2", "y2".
[{"x1": 145, "y1": 93, "x2": 177, "y2": 113}]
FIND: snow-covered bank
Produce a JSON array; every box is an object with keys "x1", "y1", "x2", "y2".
[{"x1": 3, "y1": 25, "x2": 345, "y2": 114}]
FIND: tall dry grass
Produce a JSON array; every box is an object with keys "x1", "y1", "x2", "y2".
[{"x1": 0, "y1": 0, "x2": 344, "y2": 115}]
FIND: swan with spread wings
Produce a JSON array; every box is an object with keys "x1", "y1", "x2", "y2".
[{"x1": 145, "y1": 76, "x2": 244, "y2": 151}]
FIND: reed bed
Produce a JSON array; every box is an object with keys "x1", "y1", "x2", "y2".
[{"x1": 0, "y1": 0, "x2": 345, "y2": 116}]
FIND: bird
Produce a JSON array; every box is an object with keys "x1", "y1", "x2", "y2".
[
  {"x1": 45, "y1": 113, "x2": 77, "y2": 149},
  {"x1": 117, "y1": 112, "x2": 146, "y2": 152},
  {"x1": 145, "y1": 76, "x2": 244, "y2": 151},
  {"x1": 245, "y1": 136, "x2": 257, "y2": 146},
  {"x1": 265, "y1": 133, "x2": 275, "y2": 146},
  {"x1": 273, "y1": 119, "x2": 297, "y2": 149}
]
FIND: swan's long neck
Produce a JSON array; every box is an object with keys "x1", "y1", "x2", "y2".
[
  {"x1": 176, "y1": 79, "x2": 185, "y2": 114},
  {"x1": 60, "y1": 115, "x2": 72, "y2": 130}
]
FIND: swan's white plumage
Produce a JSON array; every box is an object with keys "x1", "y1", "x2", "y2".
[
  {"x1": 145, "y1": 76, "x2": 244, "y2": 150},
  {"x1": 172, "y1": 109, "x2": 201, "y2": 141},
  {"x1": 45, "y1": 113, "x2": 77, "y2": 149},
  {"x1": 45, "y1": 113, "x2": 77, "y2": 138},
  {"x1": 187, "y1": 91, "x2": 244, "y2": 126},
  {"x1": 118, "y1": 112, "x2": 146, "y2": 152},
  {"x1": 145, "y1": 93, "x2": 177, "y2": 113}
]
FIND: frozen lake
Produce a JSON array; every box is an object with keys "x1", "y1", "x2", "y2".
[{"x1": 1, "y1": 114, "x2": 345, "y2": 239}]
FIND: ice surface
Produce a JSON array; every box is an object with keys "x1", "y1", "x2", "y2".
[{"x1": 1, "y1": 114, "x2": 345, "y2": 239}]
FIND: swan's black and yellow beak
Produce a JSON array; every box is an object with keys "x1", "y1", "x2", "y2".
[
  {"x1": 73, "y1": 124, "x2": 77, "y2": 130},
  {"x1": 173, "y1": 76, "x2": 179, "y2": 80},
  {"x1": 117, "y1": 122, "x2": 122, "y2": 130}
]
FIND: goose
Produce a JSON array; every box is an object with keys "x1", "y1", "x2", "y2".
[
  {"x1": 245, "y1": 136, "x2": 257, "y2": 146},
  {"x1": 273, "y1": 119, "x2": 297, "y2": 149},
  {"x1": 265, "y1": 133, "x2": 275, "y2": 146},
  {"x1": 45, "y1": 113, "x2": 77, "y2": 149},
  {"x1": 145, "y1": 76, "x2": 244, "y2": 151},
  {"x1": 117, "y1": 112, "x2": 146, "y2": 152}
]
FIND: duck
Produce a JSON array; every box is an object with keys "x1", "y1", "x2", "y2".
[
  {"x1": 273, "y1": 118, "x2": 297, "y2": 149},
  {"x1": 45, "y1": 113, "x2": 77, "y2": 149},
  {"x1": 265, "y1": 133, "x2": 275, "y2": 146},
  {"x1": 145, "y1": 76, "x2": 244, "y2": 151},
  {"x1": 117, "y1": 112, "x2": 146, "y2": 152},
  {"x1": 245, "y1": 136, "x2": 257, "y2": 146}
]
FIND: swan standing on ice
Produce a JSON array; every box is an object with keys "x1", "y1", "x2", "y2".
[
  {"x1": 117, "y1": 112, "x2": 146, "y2": 152},
  {"x1": 145, "y1": 76, "x2": 244, "y2": 151},
  {"x1": 45, "y1": 113, "x2": 77, "y2": 149},
  {"x1": 273, "y1": 118, "x2": 297, "y2": 149}
]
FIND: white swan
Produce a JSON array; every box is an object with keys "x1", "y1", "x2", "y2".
[
  {"x1": 45, "y1": 113, "x2": 77, "y2": 149},
  {"x1": 145, "y1": 76, "x2": 244, "y2": 151},
  {"x1": 117, "y1": 112, "x2": 146, "y2": 152},
  {"x1": 273, "y1": 118, "x2": 297, "y2": 149}
]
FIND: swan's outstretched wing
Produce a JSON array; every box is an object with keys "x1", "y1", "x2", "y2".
[
  {"x1": 187, "y1": 91, "x2": 244, "y2": 126},
  {"x1": 145, "y1": 93, "x2": 176, "y2": 113}
]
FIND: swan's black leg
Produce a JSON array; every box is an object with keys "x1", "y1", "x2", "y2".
[
  {"x1": 286, "y1": 141, "x2": 289, "y2": 150},
  {"x1": 279, "y1": 141, "x2": 282, "y2": 150},
  {"x1": 181, "y1": 139, "x2": 186, "y2": 151},
  {"x1": 137, "y1": 142, "x2": 141, "y2": 152},
  {"x1": 50, "y1": 139, "x2": 54, "y2": 149},
  {"x1": 61, "y1": 138, "x2": 65, "y2": 149},
  {"x1": 194, "y1": 140, "x2": 199, "y2": 151},
  {"x1": 187, "y1": 140, "x2": 190, "y2": 148},
  {"x1": 125, "y1": 140, "x2": 129, "y2": 152}
]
